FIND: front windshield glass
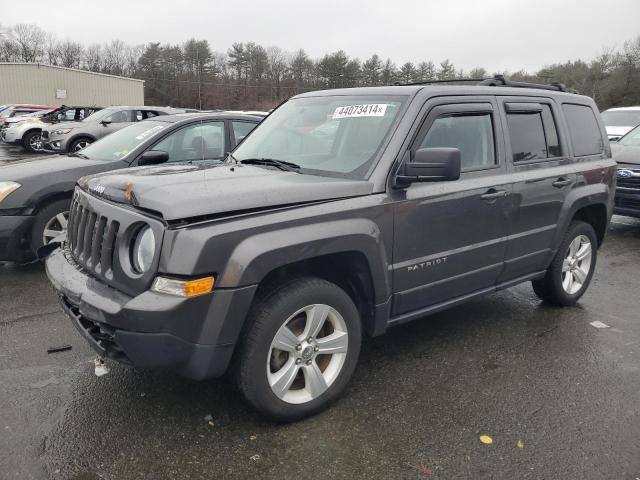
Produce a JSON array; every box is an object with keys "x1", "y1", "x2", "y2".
[
  {"x1": 232, "y1": 95, "x2": 407, "y2": 179},
  {"x1": 79, "y1": 121, "x2": 169, "y2": 161},
  {"x1": 601, "y1": 110, "x2": 640, "y2": 127},
  {"x1": 619, "y1": 125, "x2": 640, "y2": 146}
]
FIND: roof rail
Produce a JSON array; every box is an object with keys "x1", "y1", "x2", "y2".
[
  {"x1": 394, "y1": 78, "x2": 485, "y2": 86},
  {"x1": 478, "y1": 74, "x2": 578, "y2": 94}
]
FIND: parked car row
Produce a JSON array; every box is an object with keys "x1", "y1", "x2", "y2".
[
  {"x1": 0, "y1": 111, "x2": 263, "y2": 262},
  {"x1": 1, "y1": 106, "x2": 102, "y2": 152}
]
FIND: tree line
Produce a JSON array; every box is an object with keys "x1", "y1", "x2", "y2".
[{"x1": 1, "y1": 23, "x2": 639, "y2": 111}]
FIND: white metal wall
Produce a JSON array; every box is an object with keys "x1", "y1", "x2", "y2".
[{"x1": 0, "y1": 63, "x2": 144, "y2": 106}]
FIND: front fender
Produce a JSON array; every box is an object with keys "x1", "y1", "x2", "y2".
[{"x1": 216, "y1": 218, "x2": 391, "y2": 304}]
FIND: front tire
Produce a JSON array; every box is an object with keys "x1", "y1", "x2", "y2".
[
  {"x1": 532, "y1": 220, "x2": 597, "y2": 306},
  {"x1": 69, "y1": 137, "x2": 92, "y2": 152},
  {"x1": 234, "y1": 277, "x2": 362, "y2": 422},
  {"x1": 23, "y1": 130, "x2": 44, "y2": 153},
  {"x1": 30, "y1": 199, "x2": 71, "y2": 254}
]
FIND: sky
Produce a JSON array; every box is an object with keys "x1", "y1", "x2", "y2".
[{"x1": 3, "y1": 0, "x2": 640, "y2": 73}]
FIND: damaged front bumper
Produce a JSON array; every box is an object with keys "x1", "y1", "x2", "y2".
[{"x1": 45, "y1": 247, "x2": 257, "y2": 380}]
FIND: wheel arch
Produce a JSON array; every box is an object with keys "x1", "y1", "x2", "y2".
[
  {"x1": 216, "y1": 219, "x2": 392, "y2": 337},
  {"x1": 553, "y1": 184, "x2": 612, "y2": 250}
]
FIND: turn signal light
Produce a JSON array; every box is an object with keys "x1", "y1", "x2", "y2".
[{"x1": 151, "y1": 276, "x2": 215, "y2": 297}]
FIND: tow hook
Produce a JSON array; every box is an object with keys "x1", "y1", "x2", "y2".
[{"x1": 94, "y1": 356, "x2": 110, "y2": 377}]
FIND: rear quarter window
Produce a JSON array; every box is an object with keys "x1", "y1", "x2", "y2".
[{"x1": 562, "y1": 104, "x2": 604, "y2": 157}]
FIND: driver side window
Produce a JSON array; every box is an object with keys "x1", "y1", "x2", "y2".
[
  {"x1": 105, "y1": 110, "x2": 132, "y2": 123},
  {"x1": 419, "y1": 112, "x2": 496, "y2": 171},
  {"x1": 151, "y1": 121, "x2": 225, "y2": 162}
]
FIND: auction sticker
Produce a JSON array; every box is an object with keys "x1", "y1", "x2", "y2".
[{"x1": 332, "y1": 104, "x2": 388, "y2": 119}]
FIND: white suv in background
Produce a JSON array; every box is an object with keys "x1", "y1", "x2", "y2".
[{"x1": 601, "y1": 106, "x2": 640, "y2": 141}]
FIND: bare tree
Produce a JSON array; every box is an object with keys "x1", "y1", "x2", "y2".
[
  {"x1": 12, "y1": 24, "x2": 46, "y2": 62},
  {"x1": 84, "y1": 44, "x2": 103, "y2": 71},
  {"x1": 59, "y1": 40, "x2": 83, "y2": 68}
]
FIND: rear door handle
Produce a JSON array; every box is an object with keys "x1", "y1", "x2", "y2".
[
  {"x1": 552, "y1": 177, "x2": 573, "y2": 188},
  {"x1": 480, "y1": 189, "x2": 507, "y2": 201}
]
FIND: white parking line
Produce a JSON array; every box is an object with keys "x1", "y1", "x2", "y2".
[{"x1": 589, "y1": 320, "x2": 610, "y2": 329}]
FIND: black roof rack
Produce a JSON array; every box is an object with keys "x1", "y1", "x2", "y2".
[
  {"x1": 394, "y1": 78, "x2": 484, "y2": 86},
  {"x1": 393, "y1": 74, "x2": 578, "y2": 94},
  {"x1": 478, "y1": 74, "x2": 578, "y2": 94}
]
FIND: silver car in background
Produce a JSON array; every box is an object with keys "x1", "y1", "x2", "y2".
[
  {"x1": 601, "y1": 106, "x2": 640, "y2": 141},
  {"x1": 41, "y1": 105, "x2": 182, "y2": 152}
]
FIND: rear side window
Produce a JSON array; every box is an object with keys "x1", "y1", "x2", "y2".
[
  {"x1": 420, "y1": 113, "x2": 496, "y2": 170},
  {"x1": 232, "y1": 121, "x2": 257, "y2": 145},
  {"x1": 562, "y1": 104, "x2": 603, "y2": 156},
  {"x1": 506, "y1": 104, "x2": 560, "y2": 162}
]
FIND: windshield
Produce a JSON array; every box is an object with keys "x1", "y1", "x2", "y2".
[
  {"x1": 232, "y1": 95, "x2": 407, "y2": 179},
  {"x1": 619, "y1": 125, "x2": 640, "y2": 146},
  {"x1": 601, "y1": 110, "x2": 640, "y2": 127},
  {"x1": 79, "y1": 120, "x2": 169, "y2": 161}
]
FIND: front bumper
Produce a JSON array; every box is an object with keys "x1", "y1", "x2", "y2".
[
  {"x1": 45, "y1": 247, "x2": 257, "y2": 379},
  {"x1": 41, "y1": 132, "x2": 69, "y2": 152},
  {"x1": 0, "y1": 214, "x2": 35, "y2": 262}
]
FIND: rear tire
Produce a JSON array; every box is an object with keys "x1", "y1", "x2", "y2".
[
  {"x1": 30, "y1": 199, "x2": 71, "y2": 255},
  {"x1": 234, "y1": 277, "x2": 362, "y2": 422},
  {"x1": 532, "y1": 220, "x2": 597, "y2": 306}
]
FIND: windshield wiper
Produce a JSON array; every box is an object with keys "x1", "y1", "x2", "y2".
[
  {"x1": 68, "y1": 151, "x2": 89, "y2": 159},
  {"x1": 239, "y1": 158, "x2": 301, "y2": 173}
]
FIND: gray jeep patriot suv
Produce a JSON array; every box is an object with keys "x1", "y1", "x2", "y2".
[{"x1": 45, "y1": 79, "x2": 615, "y2": 421}]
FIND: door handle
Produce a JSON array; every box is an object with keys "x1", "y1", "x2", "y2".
[
  {"x1": 552, "y1": 177, "x2": 573, "y2": 188},
  {"x1": 480, "y1": 189, "x2": 507, "y2": 201}
]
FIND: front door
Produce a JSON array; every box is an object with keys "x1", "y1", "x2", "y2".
[{"x1": 391, "y1": 98, "x2": 514, "y2": 317}]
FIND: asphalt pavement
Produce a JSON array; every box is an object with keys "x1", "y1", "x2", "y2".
[{"x1": 0, "y1": 144, "x2": 639, "y2": 479}]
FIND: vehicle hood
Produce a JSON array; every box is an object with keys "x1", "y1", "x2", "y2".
[
  {"x1": 611, "y1": 143, "x2": 640, "y2": 166},
  {"x1": 0, "y1": 155, "x2": 122, "y2": 208},
  {"x1": 606, "y1": 125, "x2": 634, "y2": 138},
  {"x1": 79, "y1": 163, "x2": 374, "y2": 221},
  {"x1": 42, "y1": 120, "x2": 83, "y2": 132}
]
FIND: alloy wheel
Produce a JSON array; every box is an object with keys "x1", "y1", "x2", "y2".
[
  {"x1": 42, "y1": 211, "x2": 69, "y2": 245},
  {"x1": 74, "y1": 140, "x2": 90, "y2": 151},
  {"x1": 561, "y1": 234, "x2": 592, "y2": 294},
  {"x1": 28, "y1": 133, "x2": 43, "y2": 151},
  {"x1": 267, "y1": 303, "x2": 349, "y2": 404}
]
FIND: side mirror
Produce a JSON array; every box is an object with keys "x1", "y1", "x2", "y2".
[
  {"x1": 395, "y1": 147, "x2": 461, "y2": 186},
  {"x1": 100, "y1": 120, "x2": 111, "y2": 126},
  {"x1": 138, "y1": 150, "x2": 169, "y2": 166}
]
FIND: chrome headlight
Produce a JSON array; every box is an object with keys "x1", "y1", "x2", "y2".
[
  {"x1": 54, "y1": 128, "x2": 72, "y2": 135},
  {"x1": 0, "y1": 181, "x2": 21, "y2": 203},
  {"x1": 130, "y1": 226, "x2": 155, "y2": 273}
]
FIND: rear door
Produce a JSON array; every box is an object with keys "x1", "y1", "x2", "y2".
[
  {"x1": 497, "y1": 97, "x2": 576, "y2": 283},
  {"x1": 391, "y1": 96, "x2": 515, "y2": 316}
]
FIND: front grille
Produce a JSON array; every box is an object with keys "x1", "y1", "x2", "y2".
[
  {"x1": 67, "y1": 194, "x2": 120, "y2": 276},
  {"x1": 617, "y1": 176, "x2": 640, "y2": 189},
  {"x1": 615, "y1": 196, "x2": 640, "y2": 209}
]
